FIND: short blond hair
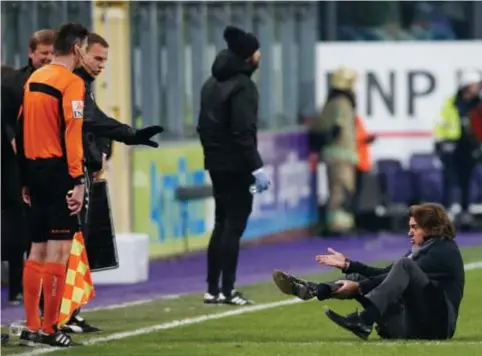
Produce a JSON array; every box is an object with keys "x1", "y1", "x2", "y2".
[{"x1": 29, "y1": 29, "x2": 55, "y2": 52}]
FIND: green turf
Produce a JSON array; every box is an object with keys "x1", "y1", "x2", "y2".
[{"x1": 2, "y1": 246, "x2": 482, "y2": 356}]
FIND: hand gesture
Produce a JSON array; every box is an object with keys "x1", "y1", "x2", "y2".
[
  {"x1": 332, "y1": 280, "x2": 360, "y2": 299},
  {"x1": 315, "y1": 248, "x2": 347, "y2": 269},
  {"x1": 133, "y1": 126, "x2": 164, "y2": 148}
]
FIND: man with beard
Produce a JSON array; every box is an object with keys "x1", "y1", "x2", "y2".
[
  {"x1": 308, "y1": 67, "x2": 358, "y2": 235},
  {"x1": 197, "y1": 26, "x2": 270, "y2": 306}
]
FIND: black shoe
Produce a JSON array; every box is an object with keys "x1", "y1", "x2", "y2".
[
  {"x1": 19, "y1": 329, "x2": 42, "y2": 347},
  {"x1": 203, "y1": 292, "x2": 223, "y2": 304},
  {"x1": 61, "y1": 315, "x2": 101, "y2": 333},
  {"x1": 223, "y1": 290, "x2": 253, "y2": 306},
  {"x1": 325, "y1": 308, "x2": 372, "y2": 340},
  {"x1": 272, "y1": 270, "x2": 318, "y2": 300},
  {"x1": 1, "y1": 333, "x2": 9, "y2": 345},
  {"x1": 38, "y1": 330, "x2": 81, "y2": 347}
]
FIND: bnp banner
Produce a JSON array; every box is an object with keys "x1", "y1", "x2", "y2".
[{"x1": 132, "y1": 128, "x2": 318, "y2": 258}]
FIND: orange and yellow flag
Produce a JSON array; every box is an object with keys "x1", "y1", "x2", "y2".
[{"x1": 59, "y1": 231, "x2": 96, "y2": 327}]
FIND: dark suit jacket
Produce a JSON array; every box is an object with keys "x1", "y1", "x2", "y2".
[
  {"x1": 73, "y1": 68, "x2": 136, "y2": 174},
  {"x1": 345, "y1": 238, "x2": 465, "y2": 339},
  {"x1": 1, "y1": 62, "x2": 34, "y2": 250}
]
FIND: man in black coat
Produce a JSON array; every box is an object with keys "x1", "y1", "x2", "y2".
[
  {"x1": 76, "y1": 33, "x2": 163, "y2": 182},
  {"x1": 1, "y1": 65, "x2": 29, "y2": 305},
  {"x1": 197, "y1": 26, "x2": 270, "y2": 306},
  {"x1": 273, "y1": 203, "x2": 465, "y2": 340},
  {"x1": 59, "y1": 32, "x2": 163, "y2": 334}
]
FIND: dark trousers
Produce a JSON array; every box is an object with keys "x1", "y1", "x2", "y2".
[
  {"x1": 319, "y1": 263, "x2": 440, "y2": 339},
  {"x1": 207, "y1": 171, "x2": 254, "y2": 296},
  {"x1": 442, "y1": 153, "x2": 476, "y2": 212},
  {"x1": 2, "y1": 244, "x2": 25, "y2": 300},
  {"x1": 364, "y1": 258, "x2": 443, "y2": 339},
  {"x1": 1, "y1": 208, "x2": 28, "y2": 301}
]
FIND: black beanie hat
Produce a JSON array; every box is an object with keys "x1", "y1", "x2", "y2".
[{"x1": 223, "y1": 25, "x2": 260, "y2": 60}]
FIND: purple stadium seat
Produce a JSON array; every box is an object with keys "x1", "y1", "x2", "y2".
[
  {"x1": 409, "y1": 153, "x2": 440, "y2": 172},
  {"x1": 376, "y1": 159, "x2": 403, "y2": 174},
  {"x1": 414, "y1": 168, "x2": 444, "y2": 203},
  {"x1": 375, "y1": 159, "x2": 404, "y2": 204},
  {"x1": 384, "y1": 170, "x2": 415, "y2": 204}
]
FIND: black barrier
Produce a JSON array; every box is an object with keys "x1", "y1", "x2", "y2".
[
  {"x1": 85, "y1": 180, "x2": 119, "y2": 272},
  {"x1": 174, "y1": 184, "x2": 213, "y2": 253}
]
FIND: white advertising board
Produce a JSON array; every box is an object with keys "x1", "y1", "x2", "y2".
[{"x1": 315, "y1": 41, "x2": 482, "y2": 164}]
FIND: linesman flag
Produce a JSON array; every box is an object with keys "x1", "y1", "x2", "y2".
[{"x1": 59, "y1": 231, "x2": 96, "y2": 327}]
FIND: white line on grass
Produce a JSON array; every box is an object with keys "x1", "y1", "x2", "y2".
[
  {"x1": 14, "y1": 261, "x2": 482, "y2": 356},
  {"x1": 83, "y1": 294, "x2": 180, "y2": 313}
]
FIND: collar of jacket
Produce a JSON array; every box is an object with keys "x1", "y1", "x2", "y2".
[
  {"x1": 74, "y1": 66, "x2": 95, "y2": 84},
  {"x1": 18, "y1": 58, "x2": 36, "y2": 74}
]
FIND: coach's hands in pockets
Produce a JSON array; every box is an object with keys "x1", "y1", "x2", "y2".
[{"x1": 66, "y1": 184, "x2": 85, "y2": 216}]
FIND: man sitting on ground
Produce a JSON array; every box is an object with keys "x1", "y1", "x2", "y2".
[{"x1": 273, "y1": 203, "x2": 465, "y2": 340}]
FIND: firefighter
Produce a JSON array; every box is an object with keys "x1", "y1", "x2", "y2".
[{"x1": 309, "y1": 67, "x2": 358, "y2": 235}]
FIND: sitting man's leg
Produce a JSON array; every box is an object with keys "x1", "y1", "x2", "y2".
[
  {"x1": 325, "y1": 257, "x2": 431, "y2": 340},
  {"x1": 272, "y1": 270, "x2": 408, "y2": 339},
  {"x1": 272, "y1": 270, "x2": 363, "y2": 301}
]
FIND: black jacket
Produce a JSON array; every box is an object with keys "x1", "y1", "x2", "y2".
[
  {"x1": 197, "y1": 49, "x2": 263, "y2": 172},
  {"x1": 1, "y1": 60, "x2": 37, "y2": 138},
  {"x1": 346, "y1": 238, "x2": 465, "y2": 339},
  {"x1": 1, "y1": 61, "x2": 37, "y2": 202},
  {"x1": 74, "y1": 67, "x2": 137, "y2": 174},
  {"x1": 1, "y1": 62, "x2": 34, "y2": 249}
]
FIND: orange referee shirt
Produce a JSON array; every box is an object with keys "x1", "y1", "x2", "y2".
[{"x1": 22, "y1": 63, "x2": 85, "y2": 181}]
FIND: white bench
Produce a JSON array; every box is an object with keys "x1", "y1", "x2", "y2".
[{"x1": 92, "y1": 233, "x2": 149, "y2": 285}]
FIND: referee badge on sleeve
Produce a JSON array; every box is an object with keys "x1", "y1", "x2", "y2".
[{"x1": 72, "y1": 100, "x2": 84, "y2": 119}]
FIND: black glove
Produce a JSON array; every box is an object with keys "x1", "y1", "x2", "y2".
[{"x1": 130, "y1": 125, "x2": 164, "y2": 147}]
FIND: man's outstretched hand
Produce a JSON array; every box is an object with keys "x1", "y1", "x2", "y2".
[
  {"x1": 315, "y1": 248, "x2": 348, "y2": 270},
  {"x1": 131, "y1": 125, "x2": 164, "y2": 147}
]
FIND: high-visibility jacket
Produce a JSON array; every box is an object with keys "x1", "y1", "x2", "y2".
[
  {"x1": 434, "y1": 96, "x2": 482, "y2": 142},
  {"x1": 434, "y1": 96, "x2": 461, "y2": 142},
  {"x1": 355, "y1": 115, "x2": 372, "y2": 172}
]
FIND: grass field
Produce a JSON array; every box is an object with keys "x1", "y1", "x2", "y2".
[{"x1": 2, "y1": 246, "x2": 482, "y2": 356}]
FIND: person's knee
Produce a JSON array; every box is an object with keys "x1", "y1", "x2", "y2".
[
  {"x1": 394, "y1": 257, "x2": 415, "y2": 269},
  {"x1": 45, "y1": 240, "x2": 72, "y2": 264},
  {"x1": 28, "y1": 243, "x2": 47, "y2": 263}
]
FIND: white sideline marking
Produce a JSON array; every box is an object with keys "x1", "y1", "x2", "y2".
[
  {"x1": 14, "y1": 261, "x2": 482, "y2": 355},
  {"x1": 83, "y1": 294, "x2": 181, "y2": 313}
]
